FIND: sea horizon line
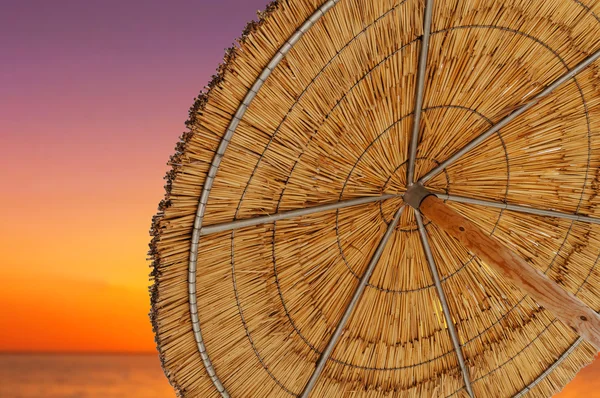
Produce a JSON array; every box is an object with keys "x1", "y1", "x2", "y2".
[{"x1": 0, "y1": 350, "x2": 159, "y2": 356}]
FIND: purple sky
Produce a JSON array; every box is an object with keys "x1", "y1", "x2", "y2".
[{"x1": 1, "y1": 0, "x2": 270, "y2": 155}]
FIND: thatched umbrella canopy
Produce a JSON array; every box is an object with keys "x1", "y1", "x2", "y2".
[{"x1": 150, "y1": 0, "x2": 600, "y2": 396}]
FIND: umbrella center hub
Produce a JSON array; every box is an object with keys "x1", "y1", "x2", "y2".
[
  {"x1": 377, "y1": 158, "x2": 449, "y2": 232},
  {"x1": 380, "y1": 157, "x2": 449, "y2": 195}
]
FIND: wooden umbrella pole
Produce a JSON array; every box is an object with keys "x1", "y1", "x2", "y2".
[{"x1": 405, "y1": 185, "x2": 600, "y2": 350}]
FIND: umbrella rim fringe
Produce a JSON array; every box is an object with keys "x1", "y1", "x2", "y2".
[
  {"x1": 148, "y1": 1, "x2": 282, "y2": 394},
  {"x1": 146, "y1": 0, "x2": 600, "y2": 396}
]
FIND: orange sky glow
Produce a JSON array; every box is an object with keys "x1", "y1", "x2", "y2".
[
  {"x1": 0, "y1": 0, "x2": 599, "y2": 396},
  {"x1": 0, "y1": 0, "x2": 270, "y2": 356}
]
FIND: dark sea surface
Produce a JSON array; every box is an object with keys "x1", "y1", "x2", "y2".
[{"x1": 0, "y1": 354, "x2": 175, "y2": 398}]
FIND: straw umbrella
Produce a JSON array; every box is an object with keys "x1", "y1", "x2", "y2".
[{"x1": 150, "y1": 0, "x2": 600, "y2": 396}]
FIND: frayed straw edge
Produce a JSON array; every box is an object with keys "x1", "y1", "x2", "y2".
[{"x1": 148, "y1": 1, "x2": 282, "y2": 395}]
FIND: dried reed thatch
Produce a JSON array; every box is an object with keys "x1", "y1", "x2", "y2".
[{"x1": 150, "y1": 0, "x2": 600, "y2": 396}]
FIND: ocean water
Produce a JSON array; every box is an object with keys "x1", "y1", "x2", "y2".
[{"x1": 0, "y1": 354, "x2": 176, "y2": 398}]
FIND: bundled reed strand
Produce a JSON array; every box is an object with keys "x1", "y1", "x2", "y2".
[{"x1": 151, "y1": 0, "x2": 600, "y2": 396}]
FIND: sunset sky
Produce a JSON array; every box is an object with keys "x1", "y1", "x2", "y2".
[{"x1": 0, "y1": 0, "x2": 597, "y2": 396}]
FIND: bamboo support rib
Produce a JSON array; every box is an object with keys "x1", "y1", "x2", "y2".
[
  {"x1": 406, "y1": 0, "x2": 434, "y2": 186},
  {"x1": 419, "y1": 194, "x2": 600, "y2": 350},
  {"x1": 513, "y1": 337, "x2": 583, "y2": 397},
  {"x1": 200, "y1": 194, "x2": 398, "y2": 236},
  {"x1": 435, "y1": 193, "x2": 600, "y2": 225},
  {"x1": 419, "y1": 47, "x2": 600, "y2": 184},
  {"x1": 415, "y1": 211, "x2": 475, "y2": 397},
  {"x1": 299, "y1": 206, "x2": 405, "y2": 398},
  {"x1": 185, "y1": 2, "x2": 340, "y2": 396}
]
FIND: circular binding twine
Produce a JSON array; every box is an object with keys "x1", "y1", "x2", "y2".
[{"x1": 150, "y1": 0, "x2": 600, "y2": 397}]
